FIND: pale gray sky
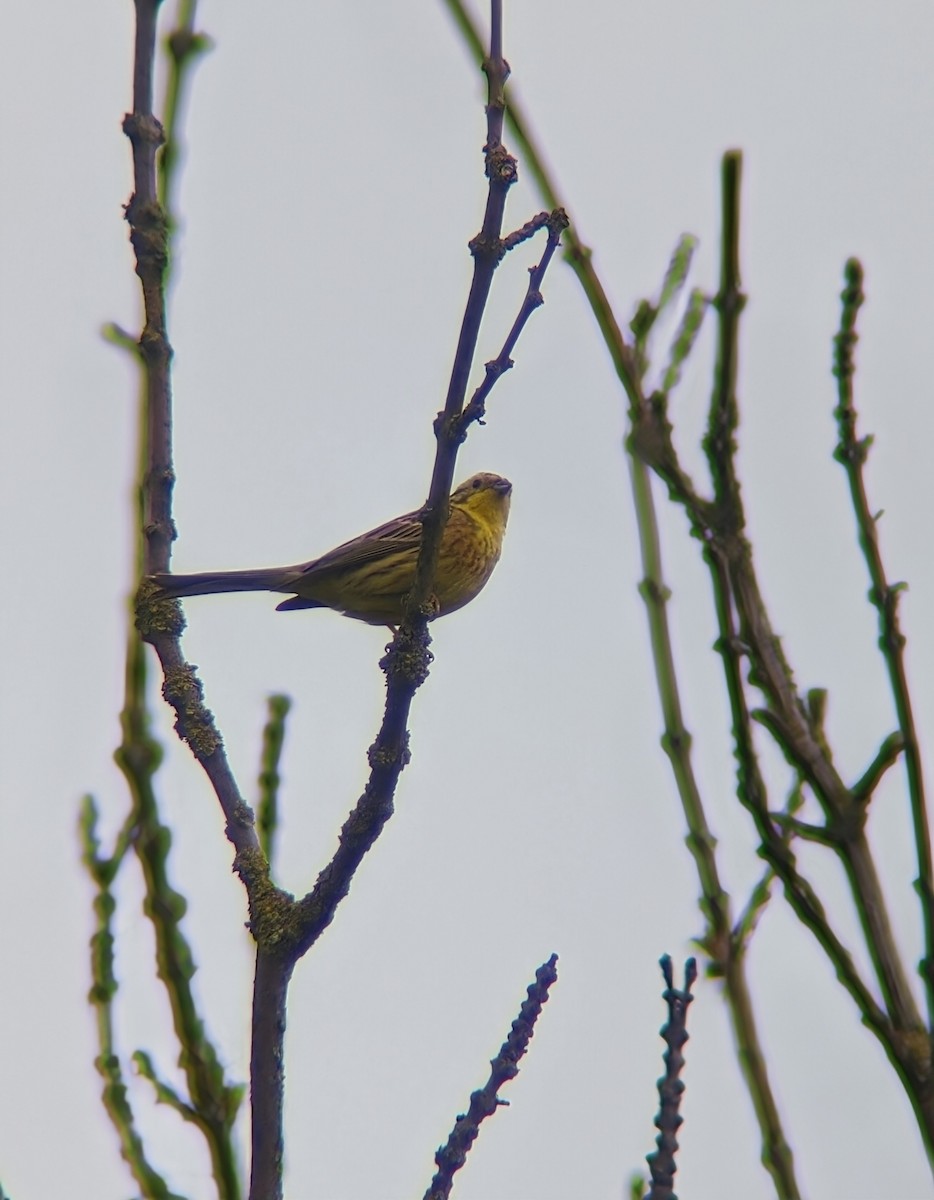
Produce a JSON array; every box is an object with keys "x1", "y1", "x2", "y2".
[{"x1": 2, "y1": 3, "x2": 934, "y2": 1198}]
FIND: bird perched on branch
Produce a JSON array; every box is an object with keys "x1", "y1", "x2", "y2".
[{"x1": 149, "y1": 472, "x2": 512, "y2": 626}]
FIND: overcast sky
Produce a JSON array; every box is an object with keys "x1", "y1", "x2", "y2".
[{"x1": 3, "y1": 3, "x2": 934, "y2": 1198}]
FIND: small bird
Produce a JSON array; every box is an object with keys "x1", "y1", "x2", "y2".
[{"x1": 150, "y1": 472, "x2": 512, "y2": 626}]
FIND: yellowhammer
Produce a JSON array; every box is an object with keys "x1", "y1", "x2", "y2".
[{"x1": 150, "y1": 472, "x2": 512, "y2": 625}]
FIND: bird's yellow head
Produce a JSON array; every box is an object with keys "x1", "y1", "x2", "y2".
[{"x1": 450, "y1": 472, "x2": 512, "y2": 532}]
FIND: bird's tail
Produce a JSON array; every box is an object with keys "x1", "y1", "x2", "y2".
[{"x1": 150, "y1": 567, "x2": 293, "y2": 599}]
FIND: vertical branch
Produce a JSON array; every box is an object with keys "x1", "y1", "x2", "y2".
[
  {"x1": 705, "y1": 151, "x2": 745, "y2": 516},
  {"x1": 113, "y1": 7, "x2": 245, "y2": 1197},
  {"x1": 646, "y1": 957, "x2": 697, "y2": 1200},
  {"x1": 833, "y1": 259, "x2": 934, "y2": 1026},
  {"x1": 249, "y1": 951, "x2": 294, "y2": 1200},
  {"x1": 702, "y1": 160, "x2": 922, "y2": 1039},
  {"x1": 632, "y1": 462, "x2": 801, "y2": 1200},
  {"x1": 126, "y1": 0, "x2": 175, "y2": 578},
  {"x1": 257, "y1": 694, "x2": 292, "y2": 867},
  {"x1": 159, "y1": 0, "x2": 211, "y2": 215},
  {"x1": 413, "y1": 0, "x2": 517, "y2": 608}
]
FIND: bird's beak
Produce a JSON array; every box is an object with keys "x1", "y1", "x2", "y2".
[{"x1": 494, "y1": 478, "x2": 513, "y2": 496}]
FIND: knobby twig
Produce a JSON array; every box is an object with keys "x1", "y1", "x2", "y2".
[
  {"x1": 457, "y1": 207, "x2": 569, "y2": 433},
  {"x1": 832, "y1": 258, "x2": 934, "y2": 1027},
  {"x1": 424, "y1": 955, "x2": 559, "y2": 1200},
  {"x1": 646, "y1": 957, "x2": 697, "y2": 1200}
]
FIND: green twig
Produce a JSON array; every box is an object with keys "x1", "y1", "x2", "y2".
[
  {"x1": 704, "y1": 152, "x2": 745, "y2": 516},
  {"x1": 133, "y1": 1051, "x2": 198, "y2": 1121},
  {"x1": 732, "y1": 776, "x2": 805, "y2": 949},
  {"x1": 159, "y1": 0, "x2": 212, "y2": 217},
  {"x1": 852, "y1": 732, "x2": 906, "y2": 804},
  {"x1": 80, "y1": 797, "x2": 186, "y2": 1200},
  {"x1": 660, "y1": 288, "x2": 708, "y2": 396},
  {"x1": 257, "y1": 695, "x2": 292, "y2": 867}
]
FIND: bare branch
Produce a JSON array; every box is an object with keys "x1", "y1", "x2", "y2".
[
  {"x1": 424, "y1": 955, "x2": 559, "y2": 1200},
  {"x1": 646, "y1": 957, "x2": 697, "y2": 1200}
]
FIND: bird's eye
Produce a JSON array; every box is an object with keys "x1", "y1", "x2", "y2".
[{"x1": 472, "y1": 477, "x2": 481, "y2": 488}]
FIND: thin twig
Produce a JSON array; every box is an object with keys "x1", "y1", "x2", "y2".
[
  {"x1": 159, "y1": 0, "x2": 212, "y2": 216},
  {"x1": 851, "y1": 732, "x2": 905, "y2": 805},
  {"x1": 646, "y1": 957, "x2": 697, "y2": 1200},
  {"x1": 424, "y1": 955, "x2": 559, "y2": 1200},
  {"x1": 410, "y1": 0, "x2": 518, "y2": 621},
  {"x1": 832, "y1": 258, "x2": 934, "y2": 1027},
  {"x1": 457, "y1": 208, "x2": 568, "y2": 433},
  {"x1": 80, "y1": 797, "x2": 186, "y2": 1200},
  {"x1": 257, "y1": 694, "x2": 292, "y2": 867},
  {"x1": 704, "y1": 152, "x2": 745, "y2": 517}
]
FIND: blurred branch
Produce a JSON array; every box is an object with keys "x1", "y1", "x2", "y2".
[
  {"x1": 732, "y1": 775, "x2": 805, "y2": 950},
  {"x1": 647, "y1": 154, "x2": 932, "y2": 1157},
  {"x1": 130, "y1": 766, "x2": 244, "y2": 1195},
  {"x1": 159, "y1": 0, "x2": 213, "y2": 217},
  {"x1": 630, "y1": 241, "x2": 800, "y2": 1198},
  {"x1": 852, "y1": 731, "x2": 905, "y2": 805},
  {"x1": 832, "y1": 259, "x2": 934, "y2": 1026},
  {"x1": 80, "y1": 796, "x2": 186, "y2": 1200},
  {"x1": 424, "y1": 955, "x2": 559, "y2": 1200},
  {"x1": 704, "y1": 152, "x2": 745, "y2": 514},
  {"x1": 133, "y1": 1050, "x2": 196, "y2": 1121},
  {"x1": 257, "y1": 694, "x2": 292, "y2": 867}
]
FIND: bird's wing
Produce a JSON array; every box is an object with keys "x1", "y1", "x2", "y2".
[{"x1": 289, "y1": 507, "x2": 424, "y2": 582}]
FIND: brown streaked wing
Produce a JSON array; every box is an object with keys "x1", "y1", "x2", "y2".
[{"x1": 288, "y1": 507, "x2": 424, "y2": 584}]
